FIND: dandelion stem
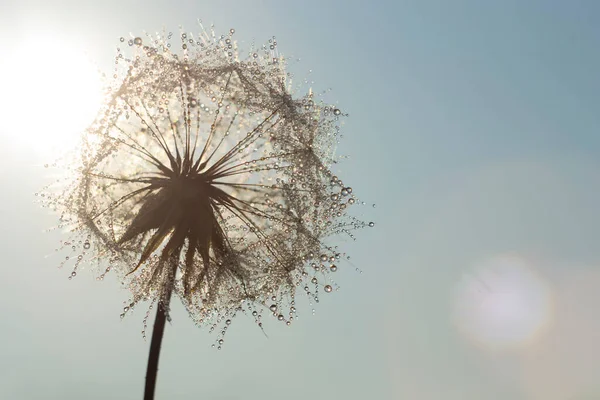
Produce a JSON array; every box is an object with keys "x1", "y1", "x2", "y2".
[
  {"x1": 144, "y1": 253, "x2": 178, "y2": 400},
  {"x1": 144, "y1": 296, "x2": 169, "y2": 400}
]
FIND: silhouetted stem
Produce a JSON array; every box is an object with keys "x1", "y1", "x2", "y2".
[
  {"x1": 143, "y1": 297, "x2": 168, "y2": 400},
  {"x1": 143, "y1": 254, "x2": 179, "y2": 400}
]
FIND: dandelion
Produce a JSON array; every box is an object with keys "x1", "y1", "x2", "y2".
[{"x1": 41, "y1": 24, "x2": 371, "y2": 400}]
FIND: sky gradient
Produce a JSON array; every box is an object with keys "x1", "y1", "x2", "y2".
[{"x1": 1, "y1": 1, "x2": 600, "y2": 399}]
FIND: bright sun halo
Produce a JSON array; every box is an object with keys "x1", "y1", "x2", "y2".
[{"x1": 0, "y1": 36, "x2": 103, "y2": 159}]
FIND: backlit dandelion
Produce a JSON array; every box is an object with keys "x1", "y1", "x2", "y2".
[{"x1": 40, "y1": 23, "x2": 371, "y2": 400}]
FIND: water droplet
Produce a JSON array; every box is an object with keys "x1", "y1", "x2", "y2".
[
  {"x1": 278, "y1": 314, "x2": 284, "y2": 321},
  {"x1": 134, "y1": 37, "x2": 143, "y2": 46},
  {"x1": 120, "y1": 37, "x2": 125, "y2": 42},
  {"x1": 330, "y1": 265, "x2": 338, "y2": 272},
  {"x1": 269, "y1": 304, "x2": 277, "y2": 312},
  {"x1": 225, "y1": 319, "x2": 231, "y2": 325},
  {"x1": 324, "y1": 285, "x2": 333, "y2": 293},
  {"x1": 320, "y1": 254, "x2": 328, "y2": 261},
  {"x1": 368, "y1": 222, "x2": 375, "y2": 227},
  {"x1": 333, "y1": 108, "x2": 341, "y2": 115}
]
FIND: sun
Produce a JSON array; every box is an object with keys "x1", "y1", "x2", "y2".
[{"x1": 0, "y1": 35, "x2": 103, "y2": 159}]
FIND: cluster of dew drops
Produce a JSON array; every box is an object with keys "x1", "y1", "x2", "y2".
[{"x1": 39, "y1": 23, "x2": 376, "y2": 350}]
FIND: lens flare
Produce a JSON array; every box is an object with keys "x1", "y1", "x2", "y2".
[{"x1": 453, "y1": 255, "x2": 553, "y2": 350}]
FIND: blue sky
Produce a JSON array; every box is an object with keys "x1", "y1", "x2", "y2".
[{"x1": 1, "y1": 1, "x2": 600, "y2": 399}]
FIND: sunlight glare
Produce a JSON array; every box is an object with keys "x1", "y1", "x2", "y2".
[{"x1": 0, "y1": 36, "x2": 103, "y2": 159}]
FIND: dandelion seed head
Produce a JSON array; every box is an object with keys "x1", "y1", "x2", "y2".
[{"x1": 40, "y1": 24, "x2": 371, "y2": 333}]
